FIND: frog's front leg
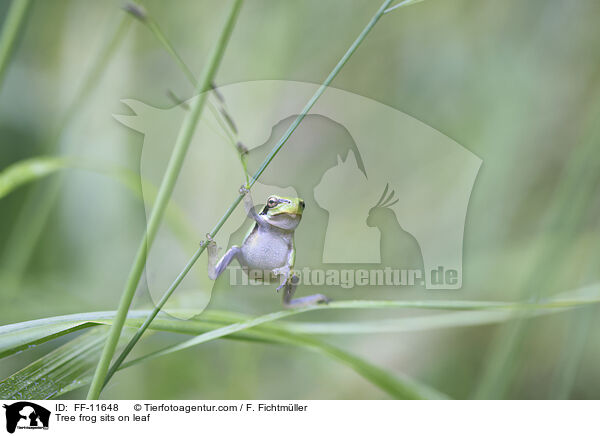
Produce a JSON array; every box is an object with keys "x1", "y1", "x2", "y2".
[
  {"x1": 207, "y1": 239, "x2": 241, "y2": 280},
  {"x1": 240, "y1": 186, "x2": 267, "y2": 226},
  {"x1": 282, "y1": 274, "x2": 330, "y2": 308}
]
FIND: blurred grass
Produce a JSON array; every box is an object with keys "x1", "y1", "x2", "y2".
[
  {"x1": 0, "y1": 155, "x2": 198, "y2": 255},
  {"x1": 0, "y1": 7, "x2": 133, "y2": 292},
  {"x1": 0, "y1": 0, "x2": 31, "y2": 90},
  {"x1": 474, "y1": 87, "x2": 600, "y2": 399}
]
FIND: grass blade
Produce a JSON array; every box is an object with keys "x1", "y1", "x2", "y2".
[
  {"x1": 0, "y1": 309, "x2": 199, "y2": 359},
  {"x1": 4, "y1": 284, "x2": 599, "y2": 400},
  {"x1": 3, "y1": 283, "x2": 598, "y2": 360},
  {"x1": 116, "y1": 311, "x2": 448, "y2": 399},
  {"x1": 0, "y1": 328, "x2": 110, "y2": 400},
  {"x1": 0, "y1": 157, "x2": 67, "y2": 200},
  {"x1": 2, "y1": 313, "x2": 446, "y2": 400},
  {"x1": 274, "y1": 333, "x2": 448, "y2": 399},
  {"x1": 86, "y1": 0, "x2": 244, "y2": 399},
  {"x1": 0, "y1": 0, "x2": 32, "y2": 91}
]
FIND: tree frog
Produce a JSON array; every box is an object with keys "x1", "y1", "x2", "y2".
[{"x1": 206, "y1": 187, "x2": 329, "y2": 308}]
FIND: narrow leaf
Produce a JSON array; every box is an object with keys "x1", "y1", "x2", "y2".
[{"x1": 0, "y1": 157, "x2": 67, "y2": 200}]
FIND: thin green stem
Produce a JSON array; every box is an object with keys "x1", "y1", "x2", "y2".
[
  {"x1": 0, "y1": 0, "x2": 31, "y2": 91},
  {"x1": 131, "y1": 5, "x2": 248, "y2": 183},
  {"x1": 86, "y1": 0, "x2": 244, "y2": 400},
  {"x1": 146, "y1": 19, "x2": 196, "y2": 84},
  {"x1": 101, "y1": 242, "x2": 207, "y2": 388},
  {"x1": 247, "y1": 0, "x2": 393, "y2": 189},
  {"x1": 101, "y1": 0, "x2": 407, "y2": 389},
  {"x1": 383, "y1": 0, "x2": 424, "y2": 15}
]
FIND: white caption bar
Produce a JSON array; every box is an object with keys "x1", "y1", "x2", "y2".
[{"x1": 1, "y1": 400, "x2": 596, "y2": 435}]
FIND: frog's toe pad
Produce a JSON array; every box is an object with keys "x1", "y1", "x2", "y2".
[{"x1": 315, "y1": 294, "x2": 331, "y2": 305}]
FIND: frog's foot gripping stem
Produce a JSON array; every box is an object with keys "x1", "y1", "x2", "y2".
[
  {"x1": 201, "y1": 233, "x2": 215, "y2": 247},
  {"x1": 239, "y1": 185, "x2": 262, "y2": 222},
  {"x1": 207, "y1": 242, "x2": 241, "y2": 281},
  {"x1": 282, "y1": 274, "x2": 330, "y2": 308}
]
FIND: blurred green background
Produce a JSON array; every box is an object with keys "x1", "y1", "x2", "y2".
[{"x1": 1, "y1": 0, "x2": 599, "y2": 399}]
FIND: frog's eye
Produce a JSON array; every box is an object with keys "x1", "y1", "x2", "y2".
[{"x1": 267, "y1": 197, "x2": 278, "y2": 208}]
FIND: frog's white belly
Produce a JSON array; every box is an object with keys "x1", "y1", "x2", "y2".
[{"x1": 239, "y1": 229, "x2": 291, "y2": 271}]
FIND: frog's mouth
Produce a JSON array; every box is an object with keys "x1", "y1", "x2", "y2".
[
  {"x1": 270, "y1": 210, "x2": 302, "y2": 217},
  {"x1": 266, "y1": 211, "x2": 302, "y2": 230}
]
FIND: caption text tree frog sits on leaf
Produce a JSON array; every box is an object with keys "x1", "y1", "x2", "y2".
[{"x1": 206, "y1": 187, "x2": 330, "y2": 308}]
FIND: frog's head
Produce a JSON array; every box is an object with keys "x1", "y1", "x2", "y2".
[{"x1": 261, "y1": 195, "x2": 305, "y2": 230}]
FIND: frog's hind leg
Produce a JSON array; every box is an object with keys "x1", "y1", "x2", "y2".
[
  {"x1": 207, "y1": 243, "x2": 241, "y2": 280},
  {"x1": 282, "y1": 274, "x2": 330, "y2": 308}
]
